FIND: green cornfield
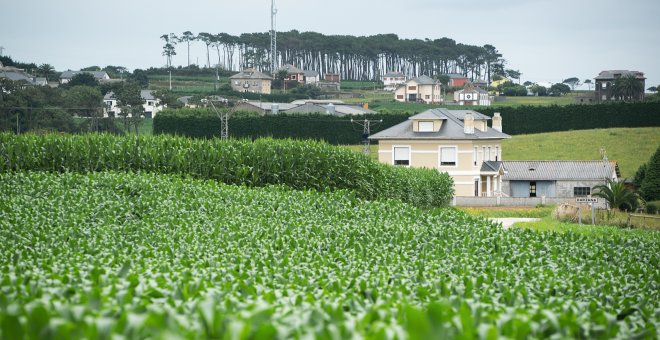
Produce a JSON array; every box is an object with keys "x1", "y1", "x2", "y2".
[
  {"x1": 0, "y1": 172, "x2": 658, "y2": 338},
  {"x1": 0, "y1": 133, "x2": 453, "y2": 208}
]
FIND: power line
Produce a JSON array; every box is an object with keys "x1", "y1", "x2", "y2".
[{"x1": 350, "y1": 118, "x2": 382, "y2": 155}]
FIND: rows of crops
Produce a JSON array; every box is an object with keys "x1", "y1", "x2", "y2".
[
  {"x1": 1, "y1": 172, "x2": 658, "y2": 338},
  {"x1": 0, "y1": 133, "x2": 453, "y2": 207}
]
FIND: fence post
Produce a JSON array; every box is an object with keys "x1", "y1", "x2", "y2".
[{"x1": 578, "y1": 207, "x2": 582, "y2": 226}]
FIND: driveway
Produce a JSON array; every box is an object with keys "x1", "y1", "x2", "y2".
[{"x1": 489, "y1": 218, "x2": 541, "y2": 228}]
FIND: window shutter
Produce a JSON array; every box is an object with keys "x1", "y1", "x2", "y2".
[
  {"x1": 440, "y1": 147, "x2": 456, "y2": 164},
  {"x1": 394, "y1": 147, "x2": 410, "y2": 161}
]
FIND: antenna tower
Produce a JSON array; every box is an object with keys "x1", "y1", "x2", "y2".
[{"x1": 270, "y1": 0, "x2": 277, "y2": 73}]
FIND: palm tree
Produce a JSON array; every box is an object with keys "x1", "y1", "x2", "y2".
[
  {"x1": 592, "y1": 178, "x2": 640, "y2": 211},
  {"x1": 612, "y1": 74, "x2": 644, "y2": 101}
]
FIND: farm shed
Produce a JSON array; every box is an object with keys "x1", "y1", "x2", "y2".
[{"x1": 501, "y1": 160, "x2": 620, "y2": 198}]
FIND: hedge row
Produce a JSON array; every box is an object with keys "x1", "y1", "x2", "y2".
[
  {"x1": 154, "y1": 109, "x2": 409, "y2": 144},
  {"x1": 0, "y1": 133, "x2": 454, "y2": 207},
  {"x1": 154, "y1": 102, "x2": 660, "y2": 143},
  {"x1": 478, "y1": 102, "x2": 660, "y2": 135}
]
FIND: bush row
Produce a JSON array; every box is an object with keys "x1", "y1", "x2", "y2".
[
  {"x1": 0, "y1": 133, "x2": 454, "y2": 207},
  {"x1": 154, "y1": 109, "x2": 410, "y2": 144},
  {"x1": 154, "y1": 102, "x2": 660, "y2": 143}
]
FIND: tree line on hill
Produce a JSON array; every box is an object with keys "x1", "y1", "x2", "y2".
[{"x1": 160, "y1": 30, "x2": 509, "y2": 83}]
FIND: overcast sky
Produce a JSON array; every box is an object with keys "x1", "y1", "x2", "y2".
[{"x1": 2, "y1": 0, "x2": 659, "y2": 86}]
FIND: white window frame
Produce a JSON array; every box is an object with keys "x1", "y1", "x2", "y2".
[
  {"x1": 495, "y1": 146, "x2": 500, "y2": 161},
  {"x1": 418, "y1": 121, "x2": 434, "y2": 132},
  {"x1": 438, "y1": 146, "x2": 458, "y2": 167},
  {"x1": 473, "y1": 146, "x2": 478, "y2": 166},
  {"x1": 392, "y1": 145, "x2": 411, "y2": 167},
  {"x1": 487, "y1": 146, "x2": 492, "y2": 161},
  {"x1": 483, "y1": 146, "x2": 487, "y2": 162}
]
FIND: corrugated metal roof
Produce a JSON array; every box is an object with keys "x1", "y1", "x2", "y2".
[
  {"x1": 60, "y1": 70, "x2": 109, "y2": 79},
  {"x1": 502, "y1": 161, "x2": 619, "y2": 181},
  {"x1": 370, "y1": 108, "x2": 510, "y2": 140}
]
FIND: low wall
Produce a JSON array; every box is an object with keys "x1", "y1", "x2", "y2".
[{"x1": 454, "y1": 196, "x2": 581, "y2": 207}]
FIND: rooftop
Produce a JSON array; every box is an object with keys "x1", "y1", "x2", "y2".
[
  {"x1": 502, "y1": 160, "x2": 620, "y2": 181},
  {"x1": 370, "y1": 108, "x2": 509, "y2": 141}
]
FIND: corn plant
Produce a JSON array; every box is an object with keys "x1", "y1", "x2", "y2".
[
  {"x1": 0, "y1": 132, "x2": 453, "y2": 207},
  {"x1": 0, "y1": 172, "x2": 658, "y2": 338}
]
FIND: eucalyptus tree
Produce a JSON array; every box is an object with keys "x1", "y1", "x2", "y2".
[
  {"x1": 160, "y1": 33, "x2": 178, "y2": 67},
  {"x1": 584, "y1": 79, "x2": 593, "y2": 90},
  {"x1": 197, "y1": 32, "x2": 214, "y2": 68},
  {"x1": 164, "y1": 30, "x2": 504, "y2": 81},
  {"x1": 562, "y1": 77, "x2": 580, "y2": 91},
  {"x1": 179, "y1": 31, "x2": 196, "y2": 67}
]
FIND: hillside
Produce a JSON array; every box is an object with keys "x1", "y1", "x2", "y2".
[{"x1": 502, "y1": 127, "x2": 660, "y2": 178}]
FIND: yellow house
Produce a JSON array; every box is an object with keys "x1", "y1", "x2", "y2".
[
  {"x1": 393, "y1": 75, "x2": 442, "y2": 103},
  {"x1": 370, "y1": 108, "x2": 510, "y2": 197},
  {"x1": 229, "y1": 68, "x2": 273, "y2": 94}
]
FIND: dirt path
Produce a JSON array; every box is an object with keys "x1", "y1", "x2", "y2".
[{"x1": 489, "y1": 218, "x2": 541, "y2": 228}]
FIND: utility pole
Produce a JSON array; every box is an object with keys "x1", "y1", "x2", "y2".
[
  {"x1": 169, "y1": 70, "x2": 172, "y2": 90},
  {"x1": 351, "y1": 118, "x2": 382, "y2": 155},
  {"x1": 270, "y1": 0, "x2": 277, "y2": 73},
  {"x1": 0, "y1": 46, "x2": 4, "y2": 56},
  {"x1": 209, "y1": 99, "x2": 229, "y2": 139}
]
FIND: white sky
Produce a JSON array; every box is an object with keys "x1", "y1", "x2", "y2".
[{"x1": 2, "y1": 0, "x2": 659, "y2": 86}]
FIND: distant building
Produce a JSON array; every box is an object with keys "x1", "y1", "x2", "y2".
[
  {"x1": 324, "y1": 73, "x2": 340, "y2": 82},
  {"x1": 370, "y1": 108, "x2": 509, "y2": 197},
  {"x1": 454, "y1": 82, "x2": 491, "y2": 106},
  {"x1": 303, "y1": 70, "x2": 320, "y2": 84},
  {"x1": 393, "y1": 75, "x2": 441, "y2": 104},
  {"x1": 472, "y1": 78, "x2": 487, "y2": 88},
  {"x1": 229, "y1": 68, "x2": 273, "y2": 94},
  {"x1": 0, "y1": 64, "x2": 45, "y2": 87},
  {"x1": 234, "y1": 100, "x2": 375, "y2": 116},
  {"x1": 60, "y1": 70, "x2": 110, "y2": 84},
  {"x1": 103, "y1": 90, "x2": 164, "y2": 118},
  {"x1": 382, "y1": 71, "x2": 406, "y2": 91},
  {"x1": 501, "y1": 161, "x2": 619, "y2": 198},
  {"x1": 594, "y1": 70, "x2": 645, "y2": 102},
  {"x1": 446, "y1": 73, "x2": 469, "y2": 87},
  {"x1": 277, "y1": 64, "x2": 305, "y2": 83}
]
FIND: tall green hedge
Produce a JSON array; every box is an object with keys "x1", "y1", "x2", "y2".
[
  {"x1": 154, "y1": 102, "x2": 660, "y2": 143},
  {"x1": 478, "y1": 102, "x2": 660, "y2": 135},
  {"x1": 0, "y1": 133, "x2": 454, "y2": 207},
  {"x1": 154, "y1": 109, "x2": 410, "y2": 144}
]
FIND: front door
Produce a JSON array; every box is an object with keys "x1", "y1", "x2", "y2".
[
  {"x1": 408, "y1": 94, "x2": 417, "y2": 102},
  {"x1": 474, "y1": 179, "x2": 479, "y2": 197}
]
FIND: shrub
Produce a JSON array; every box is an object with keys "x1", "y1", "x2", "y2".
[{"x1": 646, "y1": 201, "x2": 660, "y2": 214}]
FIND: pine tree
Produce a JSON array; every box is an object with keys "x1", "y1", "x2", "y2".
[{"x1": 640, "y1": 146, "x2": 660, "y2": 201}]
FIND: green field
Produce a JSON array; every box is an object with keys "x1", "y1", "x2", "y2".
[
  {"x1": 502, "y1": 127, "x2": 660, "y2": 178},
  {"x1": 490, "y1": 93, "x2": 583, "y2": 107},
  {"x1": 1, "y1": 171, "x2": 659, "y2": 338}
]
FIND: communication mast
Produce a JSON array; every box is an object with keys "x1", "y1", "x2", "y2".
[{"x1": 270, "y1": 0, "x2": 277, "y2": 73}]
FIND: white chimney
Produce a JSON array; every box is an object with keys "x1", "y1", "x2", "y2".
[
  {"x1": 492, "y1": 112, "x2": 502, "y2": 132},
  {"x1": 464, "y1": 112, "x2": 475, "y2": 134}
]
